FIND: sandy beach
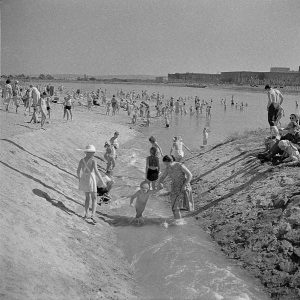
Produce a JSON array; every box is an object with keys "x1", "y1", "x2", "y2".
[
  {"x1": 0, "y1": 104, "x2": 140, "y2": 299},
  {"x1": 0, "y1": 98, "x2": 299, "y2": 300}
]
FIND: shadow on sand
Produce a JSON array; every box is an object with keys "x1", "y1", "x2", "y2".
[
  {"x1": 33, "y1": 188, "x2": 82, "y2": 218},
  {"x1": 0, "y1": 138, "x2": 77, "y2": 179}
]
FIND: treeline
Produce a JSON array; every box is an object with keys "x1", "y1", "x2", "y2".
[{"x1": 1, "y1": 74, "x2": 55, "y2": 80}]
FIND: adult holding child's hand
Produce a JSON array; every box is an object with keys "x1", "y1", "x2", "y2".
[{"x1": 157, "y1": 155, "x2": 194, "y2": 222}]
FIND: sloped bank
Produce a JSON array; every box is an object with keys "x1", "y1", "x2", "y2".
[
  {"x1": 0, "y1": 110, "x2": 139, "y2": 299},
  {"x1": 186, "y1": 129, "x2": 300, "y2": 300}
]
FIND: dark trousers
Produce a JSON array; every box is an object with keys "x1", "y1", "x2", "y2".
[{"x1": 268, "y1": 103, "x2": 279, "y2": 126}]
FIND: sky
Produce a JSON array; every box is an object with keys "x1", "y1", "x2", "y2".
[{"x1": 1, "y1": 0, "x2": 300, "y2": 76}]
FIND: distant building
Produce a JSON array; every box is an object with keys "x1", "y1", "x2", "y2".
[
  {"x1": 270, "y1": 67, "x2": 290, "y2": 73},
  {"x1": 168, "y1": 73, "x2": 220, "y2": 84},
  {"x1": 155, "y1": 76, "x2": 167, "y2": 83},
  {"x1": 168, "y1": 70, "x2": 300, "y2": 86}
]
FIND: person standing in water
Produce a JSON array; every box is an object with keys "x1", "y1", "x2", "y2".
[
  {"x1": 104, "y1": 141, "x2": 116, "y2": 172},
  {"x1": 149, "y1": 136, "x2": 164, "y2": 157},
  {"x1": 129, "y1": 181, "x2": 156, "y2": 225},
  {"x1": 157, "y1": 155, "x2": 194, "y2": 222},
  {"x1": 170, "y1": 136, "x2": 192, "y2": 162},
  {"x1": 77, "y1": 145, "x2": 104, "y2": 223},
  {"x1": 165, "y1": 114, "x2": 170, "y2": 128},
  {"x1": 145, "y1": 147, "x2": 160, "y2": 190},
  {"x1": 110, "y1": 131, "x2": 120, "y2": 149},
  {"x1": 203, "y1": 128, "x2": 208, "y2": 145}
]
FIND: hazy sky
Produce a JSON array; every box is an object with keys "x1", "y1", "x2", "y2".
[{"x1": 1, "y1": 0, "x2": 300, "y2": 76}]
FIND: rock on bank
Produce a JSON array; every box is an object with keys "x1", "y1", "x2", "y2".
[
  {"x1": 186, "y1": 129, "x2": 300, "y2": 300},
  {"x1": 0, "y1": 114, "x2": 138, "y2": 299}
]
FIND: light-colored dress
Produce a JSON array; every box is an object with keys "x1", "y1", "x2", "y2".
[
  {"x1": 79, "y1": 158, "x2": 97, "y2": 193},
  {"x1": 168, "y1": 163, "x2": 194, "y2": 212}
]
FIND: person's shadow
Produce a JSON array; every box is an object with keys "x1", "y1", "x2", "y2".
[
  {"x1": 97, "y1": 211, "x2": 172, "y2": 227},
  {"x1": 32, "y1": 188, "x2": 82, "y2": 218}
]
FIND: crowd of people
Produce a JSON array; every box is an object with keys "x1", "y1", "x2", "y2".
[
  {"x1": 2, "y1": 79, "x2": 299, "y2": 225},
  {"x1": 77, "y1": 133, "x2": 195, "y2": 225}
]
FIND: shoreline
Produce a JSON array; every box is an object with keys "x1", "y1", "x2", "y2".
[
  {"x1": 1, "y1": 101, "x2": 299, "y2": 299},
  {"x1": 12, "y1": 78, "x2": 300, "y2": 95}
]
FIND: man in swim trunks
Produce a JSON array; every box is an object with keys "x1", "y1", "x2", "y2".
[{"x1": 265, "y1": 84, "x2": 284, "y2": 130}]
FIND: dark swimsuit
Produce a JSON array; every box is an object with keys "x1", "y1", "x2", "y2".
[{"x1": 146, "y1": 156, "x2": 159, "y2": 181}]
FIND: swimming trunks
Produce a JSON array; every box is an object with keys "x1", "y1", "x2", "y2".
[
  {"x1": 147, "y1": 169, "x2": 159, "y2": 181},
  {"x1": 65, "y1": 105, "x2": 72, "y2": 110}
]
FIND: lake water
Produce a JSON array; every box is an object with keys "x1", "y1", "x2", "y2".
[
  {"x1": 55, "y1": 82, "x2": 298, "y2": 299},
  {"x1": 55, "y1": 81, "x2": 299, "y2": 150}
]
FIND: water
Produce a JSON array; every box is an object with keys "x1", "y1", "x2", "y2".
[
  {"x1": 100, "y1": 137, "x2": 270, "y2": 300},
  {"x1": 54, "y1": 82, "x2": 296, "y2": 299},
  {"x1": 55, "y1": 81, "x2": 299, "y2": 149}
]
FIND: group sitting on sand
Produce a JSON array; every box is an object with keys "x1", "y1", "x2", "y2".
[
  {"x1": 258, "y1": 113, "x2": 300, "y2": 165},
  {"x1": 257, "y1": 85, "x2": 300, "y2": 165}
]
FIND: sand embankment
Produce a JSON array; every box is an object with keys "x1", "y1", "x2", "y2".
[
  {"x1": 186, "y1": 130, "x2": 300, "y2": 300},
  {"x1": 0, "y1": 106, "x2": 138, "y2": 299},
  {"x1": 1, "y1": 102, "x2": 299, "y2": 300}
]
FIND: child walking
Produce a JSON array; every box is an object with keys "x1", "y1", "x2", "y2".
[
  {"x1": 129, "y1": 181, "x2": 156, "y2": 224},
  {"x1": 77, "y1": 145, "x2": 104, "y2": 223}
]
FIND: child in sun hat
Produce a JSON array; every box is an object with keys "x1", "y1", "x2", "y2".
[
  {"x1": 77, "y1": 145, "x2": 105, "y2": 223},
  {"x1": 129, "y1": 181, "x2": 156, "y2": 224}
]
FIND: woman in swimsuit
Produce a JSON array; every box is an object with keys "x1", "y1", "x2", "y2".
[
  {"x1": 65, "y1": 95, "x2": 73, "y2": 121},
  {"x1": 145, "y1": 147, "x2": 160, "y2": 190},
  {"x1": 77, "y1": 145, "x2": 104, "y2": 223}
]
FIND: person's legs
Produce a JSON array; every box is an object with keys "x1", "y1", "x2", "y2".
[
  {"x1": 84, "y1": 192, "x2": 90, "y2": 218},
  {"x1": 91, "y1": 193, "x2": 97, "y2": 220},
  {"x1": 14, "y1": 97, "x2": 19, "y2": 113},
  {"x1": 111, "y1": 157, "x2": 116, "y2": 169},
  {"x1": 5, "y1": 98, "x2": 11, "y2": 112},
  {"x1": 41, "y1": 113, "x2": 46, "y2": 128},
  {"x1": 268, "y1": 104, "x2": 278, "y2": 127},
  {"x1": 106, "y1": 181, "x2": 113, "y2": 193},
  {"x1": 69, "y1": 109, "x2": 73, "y2": 120},
  {"x1": 173, "y1": 208, "x2": 181, "y2": 219}
]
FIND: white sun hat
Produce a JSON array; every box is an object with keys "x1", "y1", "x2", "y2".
[{"x1": 76, "y1": 144, "x2": 96, "y2": 152}]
